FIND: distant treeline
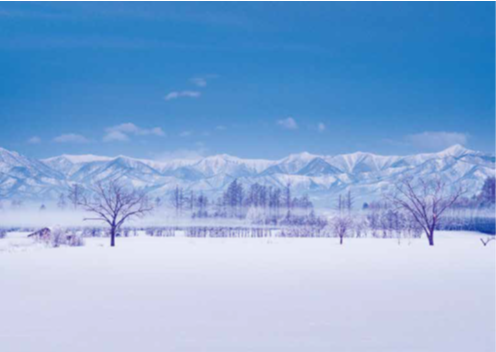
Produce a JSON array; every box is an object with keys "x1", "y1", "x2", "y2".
[{"x1": 165, "y1": 180, "x2": 315, "y2": 223}]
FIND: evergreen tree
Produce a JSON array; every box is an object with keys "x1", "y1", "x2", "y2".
[
  {"x1": 170, "y1": 186, "x2": 185, "y2": 215},
  {"x1": 479, "y1": 177, "x2": 495, "y2": 206}
]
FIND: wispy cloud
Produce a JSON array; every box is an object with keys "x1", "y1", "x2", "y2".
[
  {"x1": 53, "y1": 133, "x2": 90, "y2": 144},
  {"x1": 277, "y1": 117, "x2": 298, "y2": 130},
  {"x1": 103, "y1": 131, "x2": 129, "y2": 142},
  {"x1": 215, "y1": 125, "x2": 227, "y2": 131},
  {"x1": 103, "y1": 123, "x2": 165, "y2": 142},
  {"x1": 190, "y1": 77, "x2": 207, "y2": 87},
  {"x1": 404, "y1": 131, "x2": 469, "y2": 151},
  {"x1": 108, "y1": 123, "x2": 165, "y2": 136},
  {"x1": 317, "y1": 123, "x2": 326, "y2": 132},
  {"x1": 179, "y1": 130, "x2": 193, "y2": 138},
  {"x1": 27, "y1": 136, "x2": 41, "y2": 144},
  {"x1": 164, "y1": 91, "x2": 201, "y2": 101},
  {"x1": 190, "y1": 74, "x2": 218, "y2": 87}
]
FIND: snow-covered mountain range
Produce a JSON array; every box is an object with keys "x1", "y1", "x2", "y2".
[{"x1": 0, "y1": 145, "x2": 494, "y2": 206}]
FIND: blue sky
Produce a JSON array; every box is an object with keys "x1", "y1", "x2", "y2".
[{"x1": 0, "y1": 2, "x2": 494, "y2": 160}]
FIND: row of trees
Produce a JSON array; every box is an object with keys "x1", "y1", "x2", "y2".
[
  {"x1": 339, "y1": 178, "x2": 466, "y2": 246},
  {"x1": 168, "y1": 180, "x2": 313, "y2": 220},
  {"x1": 477, "y1": 177, "x2": 495, "y2": 206},
  {"x1": 70, "y1": 176, "x2": 465, "y2": 247},
  {"x1": 1, "y1": 176, "x2": 494, "y2": 247},
  {"x1": 363, "y1": 177, "x2": 495, "y2": 211},
  {"x1": 360, "y1": 177, "x2": 496, "y2": 210},
  {"x1": 2, "y1": 177, "x2": 494, "y2": 215},
  {"x1": 0, "y1": 184, "x2": 87, "y2": 211}
]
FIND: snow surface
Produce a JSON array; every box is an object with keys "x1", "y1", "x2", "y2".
[{"x1": 0, "y1": 231, "x2": 494, "y2": 352}]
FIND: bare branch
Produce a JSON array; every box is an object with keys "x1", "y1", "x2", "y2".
[
  {"x1": 75, "y1": 179, "x2": 154, "y2": 247},
  {"x1": 385, "y1": 177, "x2": 465, "y2": 246},
  {"x1": 480, "y1": 237, "x2": 495, "y2": 246}
]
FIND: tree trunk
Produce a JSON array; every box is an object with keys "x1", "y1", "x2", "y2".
[
  {"x1": 110, "y1": 226, "x2": 116, "y2": 247},
  {"x1": 427, "y1": 231, "x2": 434, "y2": 246},
  {"x1": 340, "y1": 235, "x2": 343, "y2": 245}
]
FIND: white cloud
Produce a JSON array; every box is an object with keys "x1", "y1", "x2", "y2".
[
  {"x1": 149, "y1": 127, "x2": 165, "y2": 136},
  {"x1": 53, "y1": 133, "x2": 90, "y2": 144},
  {"x1": 27, "y1": 136, "x2": 41, "y2": 144},
  {"x1": 190, "y1": 77, "x2": 207, "y2": 87},
  {"x1": 277, "y1": 117, "x2": 298, "y2": 130},
  {"x1": 190, "y1": 74, "x2": 218, "y2": 87},
  {"x1": 103, "y1": 123, "x2": 165, "y2": 142},
  {"x1": 317, "y1": 123, "x2": 326, "y2": 132},
  {"x1": 164, "y1": 91, "x2": 201, "y2": 101},
  {"x1": 109, "y1": 123, "x2": 139, "y2": 134},
  {"x1": 103, "y1": 131, "x2": 129, "y2": 142},
  {"x1": 405, "y1": 131, "x2": 468, "y2": 151},
  {"x1": 179, "y1": 131, "x2": 193, "y2": 138},
  {"x1": 215, "y1": 125, "x2": 226, "y2": 131}
]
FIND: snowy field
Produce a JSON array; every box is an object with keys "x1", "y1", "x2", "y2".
[{"x1": 0, "y1": 231, "x2": 494, "y2": 352}]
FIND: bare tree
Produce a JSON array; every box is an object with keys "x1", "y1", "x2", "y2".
[
  {"x1": 268, "y1": 187, "x2": 282, "y2": 218},
  {"x1": 337, "y1": 194, "x2": 343, "y2": 211},
  {"x1": 332, "y1": 215, "x2": 353, "y2": 245},
  {"x1": 57, "y1": 193, "x2": 67, "y2": 210},
  {"x1": 154, "y1": 196, "x2": 162, "y2": 208},
  {"x1": 480, "y1": 237, "x2": 495, "y2": 247},
  {"x1": 335, "y1": 192, "x2": 354, "y2": 212},
  {"x1": 386, "y1": 178, "x2": 465, "y2": 246},
  {"x1": 283, "y1": 182, "x2": 292, "y2": 214},
  {"x1": 73, "y1": 180, "x2": 153, "y2": 247},
  {"x1": 68, "y1": 184, "x2": 83, "y2": 209},
  {"x1": 223, "y1": 180, "x2": 244, "y2": 218},
  {"x1": 345, "y1": 190, "x2": 354, "y2": 212},
  {"x1": 170, "y1": 186, "x2": 184, "y2": 215},
  {"x1": 196, "y1": 192, "x2": 209, "y2": 218}
]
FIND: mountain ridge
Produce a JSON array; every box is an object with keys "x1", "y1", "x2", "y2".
[{"x1": 0, "y1": 145, "x2": 494, "y2": 206}]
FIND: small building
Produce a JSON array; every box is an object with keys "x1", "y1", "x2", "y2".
[{"x1": 27, "y1": 228, "x2": 51, "y2": 241}]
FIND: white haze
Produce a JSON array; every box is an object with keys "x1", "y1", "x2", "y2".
[{"x1": 0, "y1": 207, "x2": 286, "y2": 229}]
